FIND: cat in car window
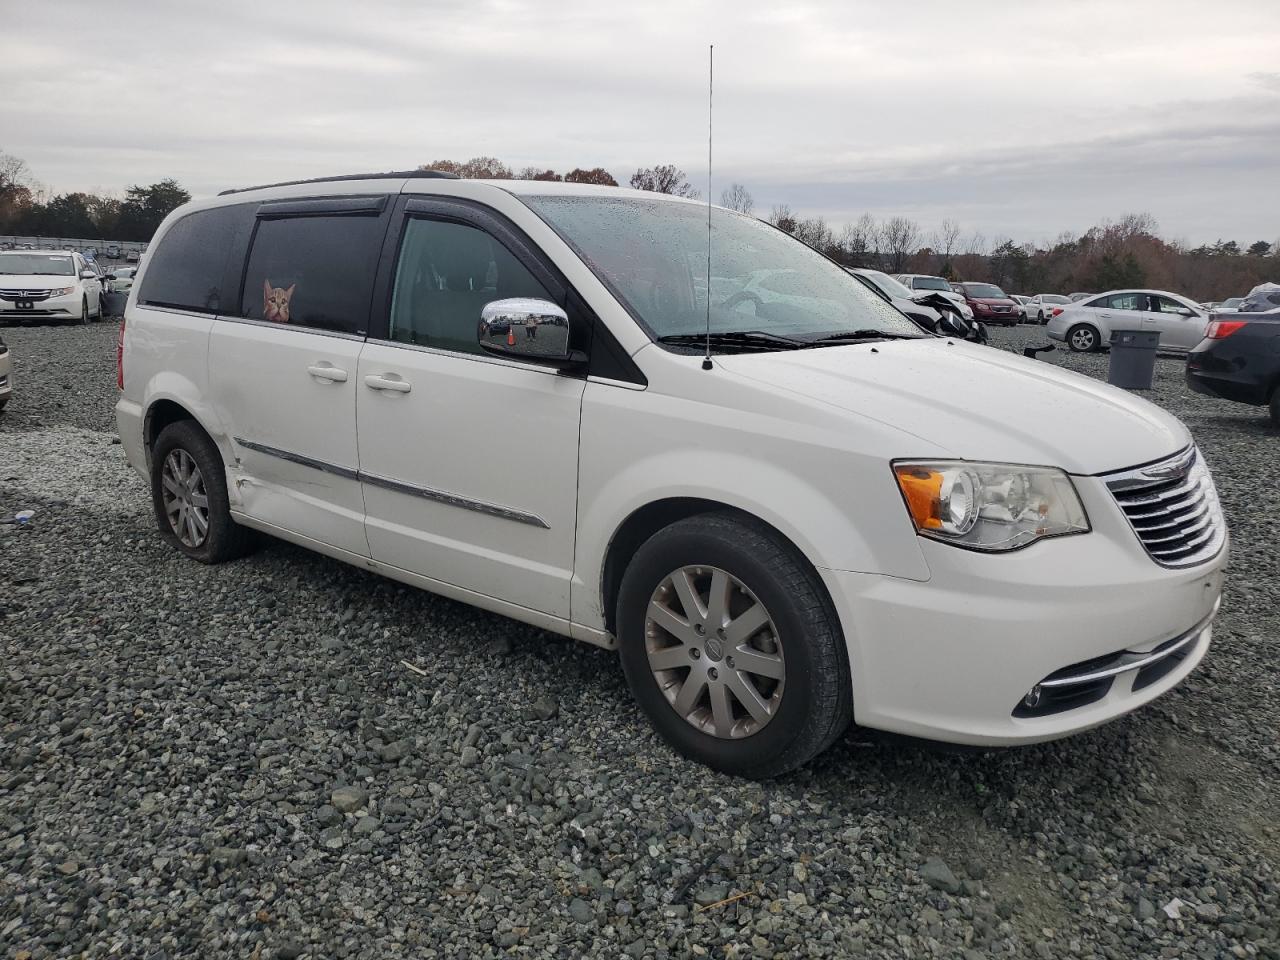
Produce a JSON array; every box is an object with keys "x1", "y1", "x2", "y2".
[{"x1": 263, "y1": 280, "x2": 296, "y2": 323}]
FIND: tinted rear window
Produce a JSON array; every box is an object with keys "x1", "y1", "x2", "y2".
[
  {"x1": 138, "y1": 205, "x2": 248, "y2": 312},
  {"x1": 239, "y1": 213, "x2": 385, "y2": 335}
]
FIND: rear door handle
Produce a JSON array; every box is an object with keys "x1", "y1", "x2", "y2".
[
  {"x1": 364, "y1": 374, "x2": 411, "y2": 393},
  {"x1": 307, "y1": 363, "x2": 348, "y2": 383}
]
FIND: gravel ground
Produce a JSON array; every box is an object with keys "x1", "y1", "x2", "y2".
[{"x1": 1, "y1": 321, "x2": 1277, "y2": 959}]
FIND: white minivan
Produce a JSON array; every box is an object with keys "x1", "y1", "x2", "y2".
[{"x1": 116, "y1": 173, "x2": 1227, "y2": 777}]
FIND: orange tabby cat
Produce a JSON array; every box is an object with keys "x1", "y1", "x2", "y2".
[{"x1": 263, "y1": 280, "x2": 296, "y2": 323}]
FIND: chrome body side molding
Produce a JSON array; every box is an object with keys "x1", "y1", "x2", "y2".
[{"x1": 232, "y1": 437, "x2": 550, "y2": 529}]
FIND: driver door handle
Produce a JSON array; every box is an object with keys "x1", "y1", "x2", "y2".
[{"x1": 364, "y1": 374, "x2": 411, "y2": 394}]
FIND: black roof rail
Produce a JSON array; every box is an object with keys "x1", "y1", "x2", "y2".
[{"x1": 218, "y1": 169, "x2": 459, "y2": 196}]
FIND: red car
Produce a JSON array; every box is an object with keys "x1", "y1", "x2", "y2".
[{"x1": 955, "y1": 282, "x2": 1020, "y2": 326}]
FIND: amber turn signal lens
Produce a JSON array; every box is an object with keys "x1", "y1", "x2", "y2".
[{"x1": 894, "y1": 465, "x2": 944, "y2": 530}]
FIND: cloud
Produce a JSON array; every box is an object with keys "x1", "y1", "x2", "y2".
[{"x1": 1, "y1": 0, "x2": 1277, "y2": 243}]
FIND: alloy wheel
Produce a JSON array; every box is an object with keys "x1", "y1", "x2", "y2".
[
  {"x1": 644, "y1": 565, "x2": 785, "y2": 739},
  {"x1": 161, "y1": 448, "x2": 210, "y2": 547},
  {"x1": 1070, "y1": 327, "x2": 1096, "y2": 351}
]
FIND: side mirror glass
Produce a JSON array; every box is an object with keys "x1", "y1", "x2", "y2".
[{"x1": 478, "y1": 298, "x2": 577, "y2": 365}]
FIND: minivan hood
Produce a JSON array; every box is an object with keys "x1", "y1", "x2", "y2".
[
  {"x1": 0, "y1": 272, "x2": 75, "y2": 287},
  {"x1": 717, "y1": 339, "x2": 1189, "y2": 474}
]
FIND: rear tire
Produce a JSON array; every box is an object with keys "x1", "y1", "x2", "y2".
[
  {"x1": 1270, "y1": 388, "x2": 1280, "y2": 427},
  {"x1": 617, "y1": 512, "x2": 852, "y2": 779},
  {"x1": 150, "y1": 420, "x2": 253, "y2": 564},
  {"x1": 1067, "y1": 323, "x2": 1100, "y2": 352}
]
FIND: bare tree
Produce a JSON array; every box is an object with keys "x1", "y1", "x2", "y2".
[
  {"x1": 719, "y1": 183, "x2": 753, "y2": 215},
  {"x1": 837, "y1": 213, "x2": 881, "y2": 267},
  {"x1": 0, "y1": 150, "x2": 30, "y2": 194},
  {"x1": 630, "y1": 164, "x2": 699, "y2": 198},
  {"x1": 768, "y1": 204, "x2": 797, "y2": 234},
  {"x1": 517, "y1": 167, "x2": 562, "y2": 181},
  {"x1": 881, "y1": 216, "x2": 922, "y2": 272},
  {"x1": 793, "y1": 216, "x2": 833, "y2": 252},
  {"x1": 964, "y1": 230, "x2": 987, "y2": 256},
  {"x1": 932, "y1": 218, "x2": 961, "y2": 261}
]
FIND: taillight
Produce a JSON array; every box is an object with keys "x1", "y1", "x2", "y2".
[
  {"x1": 116, "y1": 317, "x2": 126, "y2": 390},
  {"x1": 1206, "y1": 320, "x2": 1246, "y2": 340},
  {"x1": 1051, "y1": 307, "x2": 1064, "y2": 317}
]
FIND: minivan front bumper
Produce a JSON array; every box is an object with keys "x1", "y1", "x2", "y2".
[{"x1": 820, "y1": 473, "x2": 1226, "y2": 745}]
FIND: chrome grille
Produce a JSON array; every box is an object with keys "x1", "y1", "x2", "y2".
[
  {"x1": 0, "y1": 289, "x2": 52, "y2": 301},
  {"x1": 1103, "y1": 446, "x2": 1225, "y2": 568}
]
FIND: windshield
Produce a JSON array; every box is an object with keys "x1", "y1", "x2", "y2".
[
  {"x1": 522, "y1": 196, "x2": 923, "y2": 344},
  {"x1": 1221, "y1": 298, "x2": 1242, "y2": 308},
  {"x1": 1041, "y1": 294, "x2": 1070, "y2": 304},
  {"x1": 0, "y1": 253, "x2": 76, "y2": 276},
  {"x1": 908, "y1": 276, "x2": 953, "y2": 292},
  {"x1": 962, "y1": 283, "x2": 1008, "y2": 299},
  {"x1": 857, "y1": 269, "x2": 915, "y2": 300}
]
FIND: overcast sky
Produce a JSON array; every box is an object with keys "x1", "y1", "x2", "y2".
[{"x1": 3, "y1": 0, "x2": 1277, "y2": 246}]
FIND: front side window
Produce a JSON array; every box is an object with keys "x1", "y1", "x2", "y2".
[
  {"x1": 241, "y1": 213, "x2": 384, "y2": 334},
  {"x1": 522, "y1": 196, "x2": 921, "y2": 344},
  {"x1": 387, "y1": 218, "x2": 552, "y2": 355},
  {"x1": 1155, "y1": 295, "x2": 1193, "y2": 315},
  {"x1": 140, "y1": 204, "x2": 248, "y2": 313}
]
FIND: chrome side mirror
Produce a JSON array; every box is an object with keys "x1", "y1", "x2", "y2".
[{"x1": 478, "y1": 298, "x2": 579, "y2": 366}]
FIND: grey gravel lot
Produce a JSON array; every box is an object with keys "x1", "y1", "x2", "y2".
[{"x1": 1, "y1": 321, "x2": 1277, "y2": 959}]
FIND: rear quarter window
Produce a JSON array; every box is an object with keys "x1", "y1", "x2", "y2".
[{"x1": 138, "y1": 205, "x2": 251, "y2": 313}]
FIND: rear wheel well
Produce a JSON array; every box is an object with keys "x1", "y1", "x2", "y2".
[
  {"x1": 601, "y1": 498, "x2": 828, "y2": 636},
  {"x1": 144, "y1": 400, "x2": 199, "y2": 462}
]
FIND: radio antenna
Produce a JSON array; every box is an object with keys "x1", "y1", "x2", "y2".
[{"x1": 702, "y1": 43, "x2": 714, "y2": 371}]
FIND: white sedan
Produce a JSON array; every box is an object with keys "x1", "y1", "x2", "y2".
[
  {"x1": 1046, "y1": 290, "x2": 1209, "y2": 353},
  {"x1": 1026, "y1": 293, "x2": 1072, "y2": 324}
]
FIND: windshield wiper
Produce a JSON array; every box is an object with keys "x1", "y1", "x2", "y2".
[
  {"x1": 656, "y1": 330, "x2": 807, "y2": 351},
  {"x1": 803, "y1": 329, "x2": 924, "y2": 345}
]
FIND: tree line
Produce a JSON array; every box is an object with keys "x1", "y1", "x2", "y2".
[
  {"x1": 1, "y1": 150, "x2": 191, "y2": 242},
  {"x1": 5, "y1": 145, "x2": 1273, "y2": 300},
  {"x1": 762, "y1": 207, "x2": 1277, "y2": 301}
]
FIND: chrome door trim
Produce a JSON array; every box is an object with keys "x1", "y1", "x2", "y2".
[
  {"x1": 233, "y1": 437, "x2": 359, "y2": 480},
  {"x1": 233, "y1": 437, "x2": 550, "y2": 529},
  {"x1": 360, "y1": 471, "x2": 551, "y2": 529},
  {"x1": 216, "y1": 314, "x2": 368, "y2": 342}
]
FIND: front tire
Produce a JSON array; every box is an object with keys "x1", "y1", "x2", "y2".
[
  {"x1": 1067, "y1": 323, "x2": 1100, "y2": 352},
  {"x1": 78, "y1": 296, "x2": 89, "y2": 325},
  {"x1": 150, "y1": 420, "x2": 253, "y2": 563},
  {"x1": 617, "y1": 512, "x2": 852, "y2": 779},
  {"x1": 1270, "y1": 388, "x2": 1280, "y2": 427}
]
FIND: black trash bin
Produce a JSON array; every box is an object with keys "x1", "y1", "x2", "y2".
[
  {"x1": 1107, "y1": 329, "x2": 1160, "y2": 389},
  {"x1": 101, "y1": 290, "x2": 128, "y2": 318}
]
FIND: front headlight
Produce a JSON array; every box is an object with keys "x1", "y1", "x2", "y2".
[
  {"x1": 49, "y1": 286, "x2": 76, "y2": 296},
  {"x1": 893, "y1": 460, "x2": 1089, "y2": 552}
]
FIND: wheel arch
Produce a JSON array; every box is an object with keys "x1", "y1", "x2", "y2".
[
  {"x1": 143, "y1": 394, "x2": 223, "y2": 471},
  {"x1": 599, "y1": 497, "x2": 834, "y2": 637}
]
